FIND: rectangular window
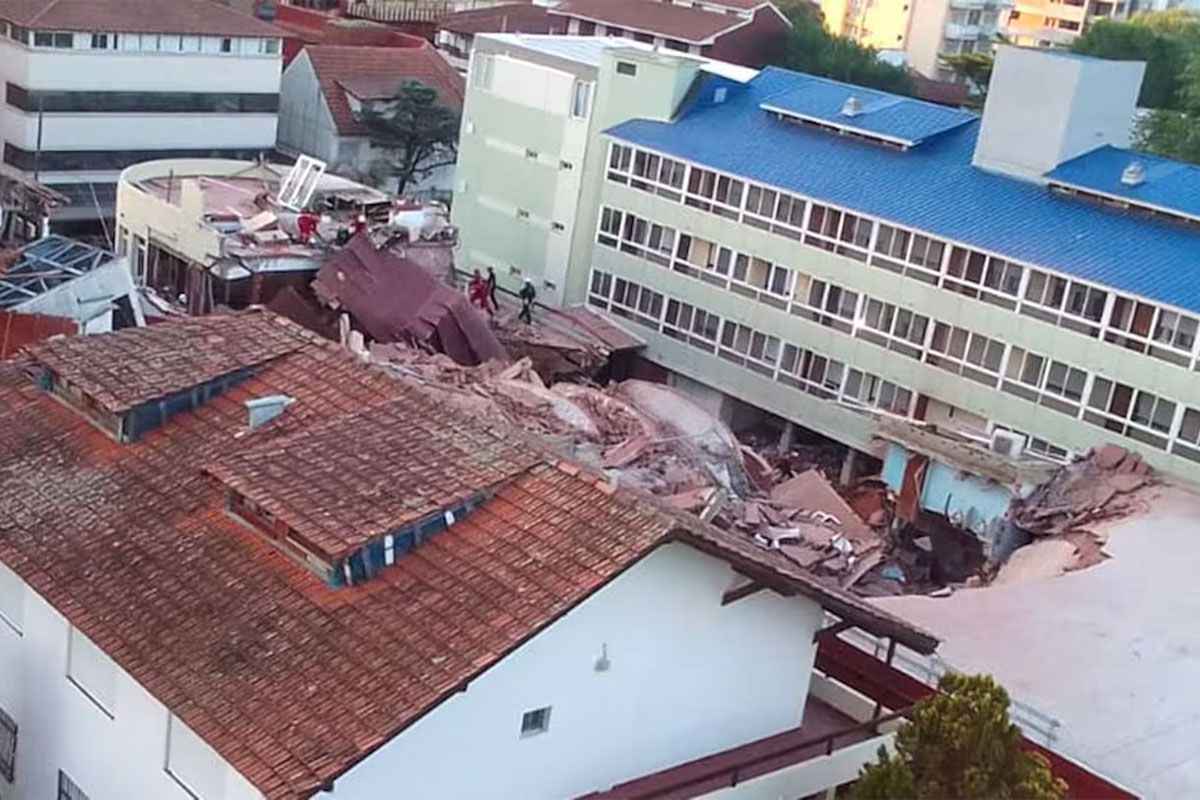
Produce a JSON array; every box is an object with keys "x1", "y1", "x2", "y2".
[
  {"x1": 1023, "y1": 269, "x2": 1106, "y2": 335},
  {"x1": 0, "y1": 562, "x2": 22, "y2": 635},
  {"x1": 58, "y1": 770, "x2": 89, "y2": 800},
  {"x1": 945, "y1": 247, "x2": 1022, "y2": 308},
  {"x1": 597, "y1": 207, "x2": 621, "y2": 246},
  {"x1": 471, "y1": 53, "x2": 494, "y2": 89},
  {"x1": 67, "y1": 627, "x2": 117, "y2": 716},
  {"x1": 220, "y1": 37, "x2": 233, "y2": 53},
  {"x1": 616, "y1": 61, "x2": 637, "y2": 76},
  {"x1": 0, "y1": 706, "x2": 14, "y2": 782},
  {"x1": 778, "y1": 345, "x2": 846, "y2": 398},
  {"x1": 800, "y1": 280, "x2": 857, "y2": 333},
  {"x1": 521, "y1": 706, "x2": 552, "y2": 736},
  {"x1": 1085, "y1": 378, "x2": 1174, "y2": 449},
  {"x1": 89, "y1": 33, "x2": 108, "y2": 49},
  {"x1": 927, "y1": 323, "x2": 1003, "y2": 386},
  {"x1": 571, "y1": 80, "x2": 593, "y2": 118},
  {"x1": 166, "y1": 715, "x2": 225, "y2": 800}
]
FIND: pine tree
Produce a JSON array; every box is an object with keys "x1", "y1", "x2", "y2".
[{"x1": 851, "y1": 673, "x2": 1067, "y2": 800}]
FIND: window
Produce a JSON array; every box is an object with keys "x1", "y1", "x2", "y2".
[
  {"x1": 89, "y1": 33, "x2": 109, "y2": 49},
  {"x1": 261, "y1": 37, "x2": 280, "y2": 55},
  {"x1": 1023, "y1": 269, "x2": 1106, "y2": 335},
  {"x1": 843, "y1": 371, "x2": 913, "y2": 415},
  {"x1": 719, "y1": 321, "x2": 780, "y2": 374},
  {"x1": 472, "y1": 53, "x2": 494, "y2": 89},
  {"x1": 219, "y1": 37, "x2": 233, "y2": 53},
  {"x1": 0, "y1": 706, "x2": 14, "y2": 782},
  {"x1": 801, "y1": 280, "x2": 858, "y2": 333},
  {"x1": 570, "y1": 80, "x2": 593, "y2": 118},
  {"x1": 589, "y1": 269, "x2": 613, "y2": 304},
  {"x1": 34, "y1": 31, "x2": 73, "y2": 48},
  {"x1": 0, "y1": 562, "x2": 22, "y2": 635},
  {"x1": 779, "y1": 345, "x2": 845, "y2": 398},
  {"x1": 521, "y1": 707, "x2": 552, "y2": 737},
  {"x1": 67, "y1": 627, "x2": 116, "y2": 716},
  {"x1": 1174, "y1": 407, "x2": 1200, "y2": 462},
  {"x1": 607, "y1": 143, "x2": 632, "y2": 181},
  {"x1": 685, "y1": 168, "x2": 742, "y2": 216},
  {"x1": 859, "y1": 299, "x2": 928, "y2": 358},
  {"x1": 1085, "y1": 378, "x2": 1175, "y2": 449},
  {"x1": 927, "y1": 322, "x2": 1004, "y2": 385},
  {"x1": 3, "y1": 85, "x2": 280, "y2": 114},
  {"x1": 597, "y1": 207, "x2": 622, "y2": 246},
  {"x1": 616, "y1": 61, "x2": 637, "y2": 76},
  {"x1": 166, "y1": 714, "x2": 225, "y2": 800},
  {"x1": 1154, "y1": 309, "x2": 1198, "y2": 352},
  {"x1": 58, "y1": 770, "x2": 89, "y2": 800},
  {"x1": 944, "y1": 247, "x2": 1022, "y2": 308}
]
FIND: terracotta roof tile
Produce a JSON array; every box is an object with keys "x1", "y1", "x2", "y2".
[
  {"x1": 304, "y1": 45, "x2": 466, "y2": 136},
  {"x1": 28, "y1": 311, "x2": 314, "y2": 413},
  {"x1": 437, "y1": 2, "x2": 562, "y2": 36},
  {"x1": 0, "y1": 0, "x2": 284, "y2": 37},
  {"x1": 0, "y1": 311, "x2": 75, "y2": 359},
  {"x1": 0, "y1": 311, "x2": 933, "y2": 798},
  {"x1": 549, "y1": 0, "x2": 750, "y2": 43}
]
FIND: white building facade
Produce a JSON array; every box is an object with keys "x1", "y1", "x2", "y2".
[{"x1": 0, "y1": 3, "x2": 283, "y2": 230}]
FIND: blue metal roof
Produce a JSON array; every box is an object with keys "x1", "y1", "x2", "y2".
[
  {"x1": 758, "y1": 75, "x2": 976, "y2": 146},
  {"x1": 1045, "y1": 145, "x2": 1200, "y2": 221},
  {"x1": 606, "y1": 67, "x2": 1200, "y2": 315}
]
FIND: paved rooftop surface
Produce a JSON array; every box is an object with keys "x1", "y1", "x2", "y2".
[{"x1": 878, "y1": 486, "x2": 1200, "y2": 798}]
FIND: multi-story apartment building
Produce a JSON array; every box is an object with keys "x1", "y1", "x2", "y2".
[
  {"x1": 1002, "y1": 0, "x2": 1129, "y2": 47},
  {"x1": 456, "y1": 38, "x2": 1200, "y2": 490},
  {"x1": 0, "y1": 0, "x2": 283, "y2": 232},
  {"x1": 819, "y1": 0, "x2": 1008, "y2": 80}
]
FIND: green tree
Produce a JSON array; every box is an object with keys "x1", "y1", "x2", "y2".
[
  {"x1": 851, "y1": 673, "x2": 1067, "y2": 800},
  {"x1": 357, "y1": 80, "x2": 461, "y2": 195},
  {"x1": 1071, "y1": 12, "x2": 1200, "y2": 109},
  {"x1": 1136, "y1": 53, "x2": 1200, "y2": 163},
  {"x1": 769, "y1": 0, "x2": 916, "y2": 96}
]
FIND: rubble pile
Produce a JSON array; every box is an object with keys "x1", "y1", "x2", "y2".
[{"x1": 1008, "y1": 443, "x2": 1154, "y2": 572}]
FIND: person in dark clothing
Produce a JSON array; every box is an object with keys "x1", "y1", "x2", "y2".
[
  {"x1": 485, "y1": 267, "x2": 498, "y2": 312},
  {"x1": 518, "y1": 278, "x2": 536, "y2": 324}
]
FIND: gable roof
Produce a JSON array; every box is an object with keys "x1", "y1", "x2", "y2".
[
  {"x1": 606, "y1": 67, "x2": 1200, "y2": 316},
  {"x1": 1045, "y1": 144, "x2": 1200, "y2": 223},
  {"x1": 437, "y1": 2, "x2": 562, "y2": 36},
  {"x1": 548, "y1": 0, "x2": 752, "y2": 44},
  {"x1": 303, "y1": 44, "x2": 466, "y2": 136},
  {"x1": 0, "y1": 310, "x2": 935, "y2": 798},
  {"x1": 0, "y1": 0, "x2": 284, "y2": 37}
]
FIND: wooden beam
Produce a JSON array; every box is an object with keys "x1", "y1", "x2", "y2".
[
  {"x1": 721, "y1": 580, "x2": 767, "y2": 606},
  {"x1": 812, "y1": 619, "x2": 854, "y2": 643}
]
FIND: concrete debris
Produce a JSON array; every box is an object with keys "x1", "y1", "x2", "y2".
[
  {"x1": 1002, "y1": 443, "x2": 1154, "y2": 579},
  {"x1": 364, "y1": 340, "x2": 904, "y2": 591},
  {"x1": 1012, "y1": 444, "x2": 1152, "y2": 538}
]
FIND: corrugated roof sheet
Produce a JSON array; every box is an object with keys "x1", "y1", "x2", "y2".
[
  {"x1": 759, "y1": 75, "x2": 976, "y2": 145},
  {"x1": 606, "y1": 67, "x2": 1200, "y2": 315},
  {"x1": 1045, "y1": 144, "x2": 1200, "y2": 221}
]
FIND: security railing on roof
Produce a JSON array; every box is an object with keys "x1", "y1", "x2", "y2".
[{"x1": 836, "y1": 623, "x2": 1062, "y2": 747}]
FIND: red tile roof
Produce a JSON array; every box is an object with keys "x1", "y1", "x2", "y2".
[
  {"x1": 0, "y1": 310, "x2": 934, "y2": 798},
  {"x1": 0, "y1": 311, "x2": 75, "y2": 359},
  {"x1": 0, "y1": 0, "x2": 284, "y2": 37},
  {"x1": 437, "y1": 2, "x2": 562, "y2": 36},
  {"x1": 549, "y1": 0, "x2": 751, "y2": 43},
  {"x1": 303, "y1": 45, "x2": 466, "y2": 136},
  {"x1": 29, "y1": 312, "x2": 312, "y2": 413}
]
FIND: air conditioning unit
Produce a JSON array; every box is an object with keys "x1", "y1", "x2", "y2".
[{"x1": 990, "y1": 429, "x2": 1027, "y2": 459}]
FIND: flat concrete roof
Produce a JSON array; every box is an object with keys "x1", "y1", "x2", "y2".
[{"x1": 877, "y1": 485, "x2": 1200, "y2": 797}]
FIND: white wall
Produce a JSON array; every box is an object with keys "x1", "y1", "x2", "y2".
[
  {"x1": 277, "y1": 52, "x2": 342, "y2": 165},
  {"x1": 901, "y1": 0, "x2": 951, "y2": 78},
  {"x1": 0, "y1": 563, "x2": 261, "y2": 800},
  {"x1": 327, "y1": 543, "x2": 825, "y2": 799},
  {"x1": 973, "y1": 47, "x2": 1145, "y2": 179}
]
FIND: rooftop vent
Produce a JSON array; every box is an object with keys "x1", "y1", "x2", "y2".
[
  {"x1": 840, "y1": 96, "x2": 863, "y2": 118},
  {"x1": 1120, "y1": 160, "x2": 1146, "y2": 187},
  {"x1": 246, "y1": 395, "x2": 295, "y2": 430}
]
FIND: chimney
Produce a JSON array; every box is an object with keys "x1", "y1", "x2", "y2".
[
  {"x1": 972, "y1": 46, "x2": 1146, "y2": 181},
  {"x1": 246, "y1": 395, "x2": 294, "y2": 430}
]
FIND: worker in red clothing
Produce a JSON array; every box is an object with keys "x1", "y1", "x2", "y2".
[
  {"x1": 296, "y1": 212, "x2": 318, "y2": 244},
  {"x1": 468, "y1": 269, "x2": 493, "y2": 315}
]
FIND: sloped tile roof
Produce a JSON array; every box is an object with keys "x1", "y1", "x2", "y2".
[
  {"x1": 304, "y1": 44, "x2": 465, "y2": 136},
  {"x1": 0, "y1": 0, "x2": 284, "y2": 36},
  {"x1": 437, "y1": 2, "x2": 562, "y2": 36},
  {"x1": 549, "y1": 0, "x2": 750, "y2": 44},
  {"x1": 0, "y1": 310, "x2": 934, "y2": 798},
  {"x1": 28, "y1": 311, "x2": 314, "y2": 413}
]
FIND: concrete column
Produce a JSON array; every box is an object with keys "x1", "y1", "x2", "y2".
[
  {"x1": 777, "y1": 420, "x2": 796, "y2": 450},
  {"x1": 839, "y1": 448, "x2": 859, "y2": 487}
]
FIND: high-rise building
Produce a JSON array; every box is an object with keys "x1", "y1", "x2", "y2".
[{"x1": 1002, "y1": 0, "x2": 1130, "y2": 48}]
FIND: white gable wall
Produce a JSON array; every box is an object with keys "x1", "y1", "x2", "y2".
[
  {"x1": 277, "y1": 51, "x2": 343, "y2": 166},
  {"x1": 0, "y1": 563, "x2": 262, "y2": 800},
  {"x1": 327, "y1": 542, "x2": 825, "y2": 799}
]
